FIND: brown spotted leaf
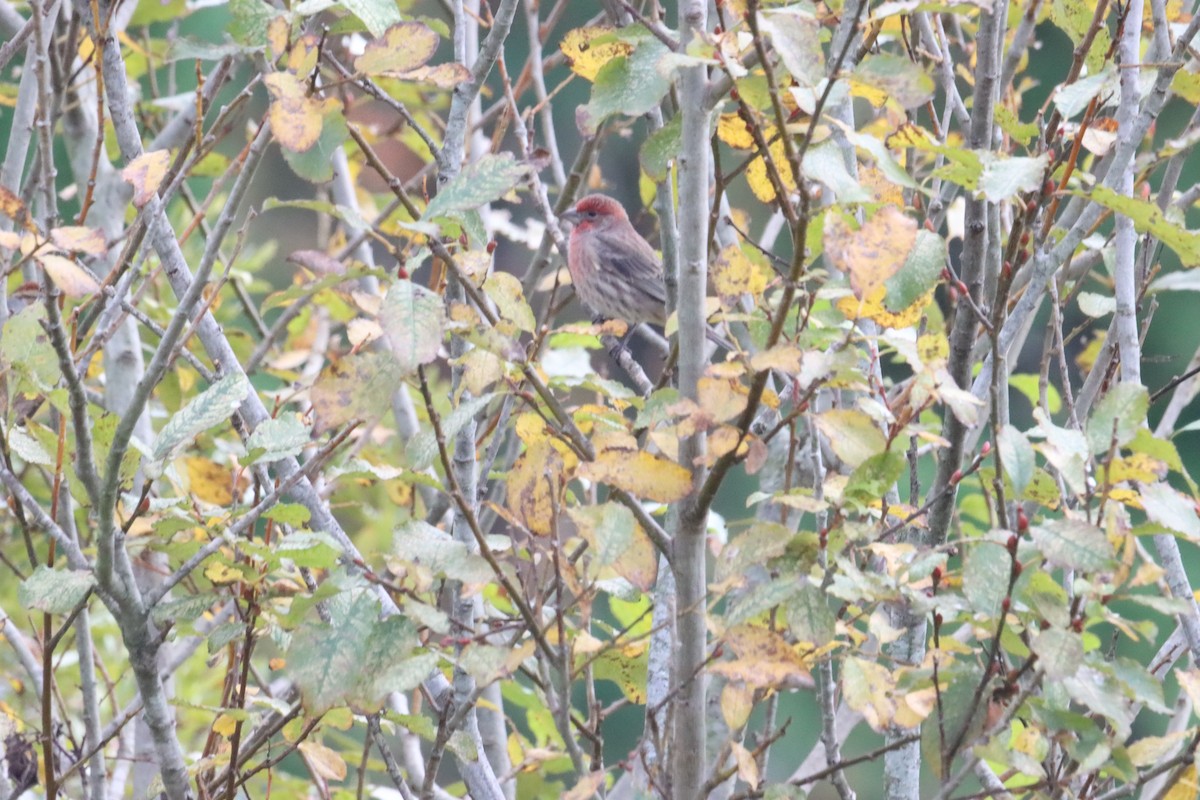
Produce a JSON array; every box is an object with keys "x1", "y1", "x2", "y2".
[
  {"x1": 825, "y1": 207, "x2": 918, "y2": 299},
  {"x1": 264, "y1": 72, "x2": 340, "y2": 153},
  {"x1": 354, "y1": 22, "x2": 440, "y2": 75}
]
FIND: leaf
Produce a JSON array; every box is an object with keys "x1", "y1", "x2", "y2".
[
  {"x1": 423, "y1": 153, "x2": 529, "y2": 221},
  {"x1": 185, "y1": 456, "x2": 235, "y2": 505},
  {"x1": 713, "y1": 244, "x2": 769, "y2": 307},
  {"x1": 379, "y1": 279, "x2": 445, "y2": 374},
  {"x1": 507, "y1": 440, "x2": 566, "y2": 536},
  {"x1": 1030, "y1": 519, "x2": 1115, "y2": 572},
  {"x1": 122, "y1": 150, "x2": 171, "y2": 207},
  {"x1": 310, "y1": 351, "x2": 404, "y2": 433},
  {"x1": 484, "y1": 272, "x2": 534, "y2": 332},
  {"x1": 1032, "y1": 627, "x2": 1084, "y2": 680},
  {"x1": 825, "y1": 206, "x2": 919, "y2": 299},
  {"x1": 804, "y1": 139, "x2": 871, "y2": 203},
  {"x1": 1089, "y1": 185, "x2": 1200, "y2": 266},
  {"x1": 1139, "y1": 482, "x2": 1200, "y2": 539},
  {"x1": 152, "y1": 373, "x2": 250, "y2": 462},
  {"x1": 711, "y1": 625, "x2": 811, "y2": 688},
  {"x1": 49, "y1": 226, "x2": 107, "y2": 255},
  {"x1": 998, "y1": 424, "x2": 1036, "y2": 495},
  {"x1": 640, "y1": 113, "x2": 681, "y2": 182},
  {"x1": 852, "y1": 53, "x2": 934, "y2": 109},
  {"x1": 578, "y1": 433, "x2": 693, "y2": 503},
  {"x1": 19, "y1": 565, "x2": 95, "y2": 613},
  {"x1": 758, "y1": 7, "x2": 823, "y2": 87},
  {"x1": 406, "y1": 393, "x2": 495, "y2": 471},
  {"x1": 978, "y1": 153, "x2": 1049, "y2": 202},
  {"x1": 843, "y1": 451, "x2": 905, "y2": 507},
  {"x1": 281, "y1": 107, "x2": 348, "y2": 182},
  {"x1": 814, "y1": 409, "x2": 885, "y2": 468},
  {"x1": 571, "y1": 503, "x2": 658, "y2": 592},
  {"x1": 575, "y1": 27, "x2": 672, "y2": 135},
  {"x1": 964, "y1": 538, "x2": 1011, "y2": 617},
  {"x1": 246, "y1": 415, "x2": 311, "y2": 464},
  {"x1": 559, "y1": 26, "x2": 634, "y2": 81},
  {"x1": 338, "y1": 0, "x2": 402, "y2": 37},
  {"x1": 354, "y1": 22, "x2": 439, "y2": 74},
  {"x1": 264, "y1": 73, "x2": 342, "y2": 153},
  {"x1": 298, "y1": 741, "x2": 348, "y2": 781},
  {"x1": 786, "y1": 582, "x2": 836, "y2": 645},
  {"x1": 842, "y1": 657, "x2": 896, "y2": 731},
  {"x1": 36, "y1": 253, "x2": 100, "y2": 298},
  {"x1": 1085, "y1": 383, "x2": 1148, "y2": 457},
  {"x1": 392, "y1": 521, "x2": 494, "y2": 583}
]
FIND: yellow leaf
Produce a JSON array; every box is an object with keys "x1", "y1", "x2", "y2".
[
  {"x1": 559, "y1": 27, "x2": 633, "y2": 81},
  {"x1": 712, "y1": 244, "x2": 769, "y2": 307},
  {"x1": 1163, "y1": 764, "x2": 1200, "y2": 800},
  {"x1": 212, "y1": 713, "x2": 238, "y2": 737},
  {"x1": 746, "y1": 133, "x2": 797, "y2": 203},
  {"x1": 269, "y1": 657, "x2": 286, "y2": 670},
  {"x1": 842, "y1": 656, "x2": 897, "y2": 732},
  {"x1": 698, "y1": 375, "x2": 750, "y2": 424},
  {"x1": 825, "y1": 206, "x2": 918, "y2": 298},
  {"x1": 730, "y1": 741, "x2": 761, "y2": 789},
  {"x1": 185, "y1": 456, "x2": 235, "y2": 506},
  {"x1": 204, "y1": 561, "x2": 242, "y2": 585},
  {"x1": 506, "y1": 440, "x2": 565, "y2": 535},
  {"x1": 354, "y1": 22, "x2": 439, "y2": 75},
  {"x1": 837, "y1": 284, "x2": 931, "y2": 329},
  {"x1": 717, "y1": 112, "x2": 755, "y2": 149},
  {"x1": 710, "y1": 625, "x2": 812, "y2": 689},
  {"x1": 562, "y1": 771, "x2": 606, "y2": 800},
  {"x1": 267, "y1": 16, "x2": 289, "y2": 61},
  {"x1": 50, "y1": 226, "x2": 107, "y2": 255},
  {"x1": 36, "y1": 253, "x2": 100, "y2": 298},
  {"x1": 121, "y1": 149, "x2": 171, "y2": 207},
  {"x1": 298, "y1": 740, "x2": 347, "y2": 781},
  {"x1": 814, "y1": 409, "x2": 885, "y2": 468},
  {"x1": 720, "y1": 682, "x2": 755, "y2": 730},
  {"x1": 263, "y1": 72, "x2": 339, "y2": 153},
  {"x1": 578, "y1": 433, "x2": 693, "y2": 503}
]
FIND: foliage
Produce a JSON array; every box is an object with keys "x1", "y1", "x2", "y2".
[{"x1": 2, "y1": 0, "x2": 1200, "y2": 798}]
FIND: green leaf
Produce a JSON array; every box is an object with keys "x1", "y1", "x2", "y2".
[
  {"x1": 884, "y1": 229, "x2": 943, "y2": 312},
  {"x1": 19, "y1": 566, "x2": 95, "y2": 614},
  {"x1": 423, "y1": 153, "x2": 529, "y2": 221},
  {"x1": 1032, "y1": 628, "x2": 1084, "y2": 680},
  {"x1": 786, "y1": 582, "x2": 835, "y2": 646},
  {"x1": 276, "y1": 531, "x2": 340, "y2": 569},
  {"x1": 576, "y1": 27, "x2": 672, "y2": 135},
  {"x1": 246, "y1": 416, "x2": 311, "y2": 465},
  {"x1": 1089, "y1": 185, "x2": 1200, "y2": 266},
  {"x1": 963, "y1": 538, "x2": 1011, "y2": 617},
  {"x1": 405, "y1": 392, "x2": 495, "y2": 471},
  {"x1": 340, "y1": 0, "x2": 402, "y2": 37},
  {"x1": 1139, "y1": 482, "x2": 1200, "y2": 538},
  {"x1": 227, "y1": 0, "x2": 280, "y2": 47},
  {"x1": 921, "y1": 662, "x2": 986, "y2": 779},
  {"x1": 978, "y1": 153, "x2": 1049, "y2": 202},
  {"x1": 814, "y1": 409, "x2": 885, "y2": 468},
  {"x1": 0, "y1": 305, "x2": 60, "y2": 390},
  {"x1": 311, "y1": 351, "x2": 405, "y2": 432},
  {"x1": 804, "y1": 139, "x2": 871, "y2": 204},
  {"x1": 640, "y1": 114, "x2": 681, "y2": 182},
  {"x1": 392, "y1": 521, "x2": 494, "y2": 583},
  {"x1": 998, "y1": 424, "x2": 1035, "y2": 495},
  {"x1": 380, "y1": 279, "x2": 445, "y2": 375},
  {"x1": 282, "y1": 109, "x2": 349, "y2": 183},
  {"x1": 263, "y1": 503, "x2": 312, "y2": 526},
  {"x1": 484, "y1": 272, "x2": 535, "y2": 332},
  {"x1": 1030, "y1": 519, "x2": 1115, "y2": 572},
  {"x1": 843, "y1": 451, "x2": 905, "y2": 507},
  {"x1": 853, "y1": 53, "x2": 934, "y2": 109},
  {"x1": 152, "y1": 373, "x2": 250, "y2": 462},
  {"x1": 1085, "y1": 382, "x2": 1148, "y2": 457},
  {"x1": 758, "y1": 7, "x2": 823, "y2": 88}
]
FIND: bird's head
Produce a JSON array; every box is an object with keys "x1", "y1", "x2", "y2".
[{"x1": 560, "y1": 194, "x2": 629, "y2": 231}]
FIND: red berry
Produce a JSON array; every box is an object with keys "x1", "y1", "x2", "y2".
[{"x1": 486, "y1": 240, "x2": 497, "y2": 254}]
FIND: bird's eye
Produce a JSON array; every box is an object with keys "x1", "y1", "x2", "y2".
[{"x1": 587, "y1": 210, "x2": 598, "y2": 218}]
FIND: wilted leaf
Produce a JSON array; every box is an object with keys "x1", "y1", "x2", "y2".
[
  {"x1": 264, "y1": 72, "x2": 341, "y2": 153},
  {"x1": 508, "y1": 440, "x2": 566, "y2": 536},
  {"x1": 185, "y1": 456, "x2": 235, "y2": 505},
  {"x1": 311, "y1": 351, "x2": 404, "y2": 432},
  {"x1": 122, "y1": 150, "x2": 172, "y2": 206},
  {"x1": 36, "y1": 253, "x2": 100, "y2": 297},
  {"x1": 825, "y1": 207, "x2": 918, "y2": 299},
  {"x1": 298, "y1": 741, "x2": 347, "y2": 781},
  {"x1": 711, "y1": 625, "x2": 812, "y2": 688},
  {"x1": 713, "y1": 244, "x2": 769, "y2": 306},
  {"x1": 354, "y1": 22, "x2": 439, "y2": 74},
  {"x1": 578, "y1": 433, "x2": 693, "y2": 503},
  {"x1": 50, "y1": 226, "x2": 107, "y2": 255},
  {"x1": 842, "y1": 657, "x2": 897, "y2": 731}
]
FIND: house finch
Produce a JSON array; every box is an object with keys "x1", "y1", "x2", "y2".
[{"x1": 560, "y1": 194, "x2": 670, "y2": 327}]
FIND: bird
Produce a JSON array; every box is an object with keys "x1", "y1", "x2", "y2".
[
  {"x1": 559, "y1": 193, "x2": 670, "y2": 328},
  {"x1": 560, "y1": 194, "x2": 733, "y2": 352}
]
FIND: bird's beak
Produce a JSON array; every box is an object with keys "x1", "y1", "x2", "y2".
[{"x1": 559, "y1": 209, "x2": 581, "y2": 225}]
